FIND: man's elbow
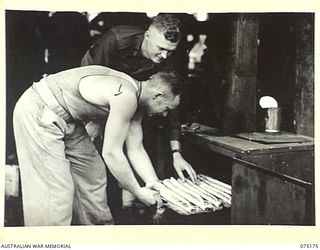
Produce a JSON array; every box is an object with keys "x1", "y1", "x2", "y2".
[{"x1": 102, "y1": 148, "x2": 122, "y2": 165}]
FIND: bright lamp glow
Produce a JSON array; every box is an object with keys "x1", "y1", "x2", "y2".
[
  {"x1": 259, "y1": 96, "x2": 278, "y2": 108},
  {"x1": 187, "y1": 34, "x2": 194, "y2": 42},
  {"x1": 146, "y1": 12, "x2": 159, "y2": 18},
  {"x1": 194, "y1": 13, "x2": 208, "y2": 22}
]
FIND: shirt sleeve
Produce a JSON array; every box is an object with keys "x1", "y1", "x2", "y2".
[
  {"x1": 81, "y1": 30, "x2": 117, "y2": 66},
  {"x1": 166, "y1": 108, "x2": 181, "y2": 141}
]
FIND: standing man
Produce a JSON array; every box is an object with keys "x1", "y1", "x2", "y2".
[
  {"x1": 81, "y1": 14, "x2": 197, "y2": 200},
  {"x1": 13, "y1": 65, "x2": 182, "y2": 226}
]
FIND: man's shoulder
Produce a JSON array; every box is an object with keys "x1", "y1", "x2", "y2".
[
  {"x1": 110, "y1": 25, "x2": 145, "y2": 39},
  {"x1": 104, "y1": 25, "x2": 144, "y2": 51}
]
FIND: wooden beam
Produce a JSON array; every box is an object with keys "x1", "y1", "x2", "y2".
[
  {"x1": 294, "y1": 14, "x2": 314, "y2": 137},
  {"x1": 222, "y1": 14, "x2": 258, "y2": 133}
]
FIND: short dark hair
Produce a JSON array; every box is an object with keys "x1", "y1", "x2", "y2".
[
  {"x1": 151, "y1": 71, "x2": 185, "y2": 96},
  {"x1": 150, "y1": 14, "x2": 181, "y2": 43}
]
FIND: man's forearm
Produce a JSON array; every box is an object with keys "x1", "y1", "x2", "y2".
[
  {"x1": 127, "y1": 147, "x2": 159, "y2": 184},
  {"x1": 166, "y1": 107, "x2": 181, "y2": 141},
  {"x1": 103, "y1": 151, "x2": 141, "y2": 195}
]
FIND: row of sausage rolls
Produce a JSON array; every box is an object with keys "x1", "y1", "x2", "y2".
[{"x1": 152, "y1": 174, "x2": 231, "y2": 215}]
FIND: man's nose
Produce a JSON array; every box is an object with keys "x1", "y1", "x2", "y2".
[{"x1": 161, "y1": 50, "x2": 168, "y2": 59}]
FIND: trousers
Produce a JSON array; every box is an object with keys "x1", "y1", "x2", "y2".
[{"x1": 13, "y1": 79, "x2": 113, "y2": 226}]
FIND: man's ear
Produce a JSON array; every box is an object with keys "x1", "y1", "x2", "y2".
[
  {"x1": 145, "y1": 30, "x2": 150, "y2": 40},
  {"x1": 153, "y1": 93, "x2": 163, "y2": 100}
]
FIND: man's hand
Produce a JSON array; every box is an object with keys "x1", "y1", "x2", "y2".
[
  {"x1": 173, "y1": 152, "x2": 198, "y2": 184},
  {"x1": 135, "y1": 187, "x2": 159, "y2": 206}
]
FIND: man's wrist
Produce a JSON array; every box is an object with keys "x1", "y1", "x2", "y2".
[
  {"x1": 133, "y1": 186, "x2": 143, "y2": 197},
  {"x1": 170, "y1": 140, "x2": 181, "y2": 153},
  {"x1": 172, "y1": 149, "x2": 182, "y2": 154}
]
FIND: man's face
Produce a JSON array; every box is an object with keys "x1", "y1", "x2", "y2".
[
  {"x1": 146, "y1": 93, "x2": 180, "y2": 117},
  {"x1": 144, "y1": 28, "x2": 179, "y2": 64}
]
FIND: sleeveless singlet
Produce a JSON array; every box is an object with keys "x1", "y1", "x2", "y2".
[{"x1": 45, "y1": 65, "x2": 141, "y2": 121}]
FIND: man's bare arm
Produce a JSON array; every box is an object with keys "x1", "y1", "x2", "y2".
[
  {"x1": 125, "y1": 111, "x2": 159, "y2": 185},
  {"x1": 102, "y1": 91, "x2": 156, "y2": 206}
]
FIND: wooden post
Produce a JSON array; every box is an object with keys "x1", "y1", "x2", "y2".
[
  {"x1": 294, "y1": 14, "x2": 314, "y2": 137},
  {"x1": 222, "y1": 14, "x2": 258, "y2": 133},
  {"x1": 5, "y1": 164, "x2": 20, "y2": 198}
]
